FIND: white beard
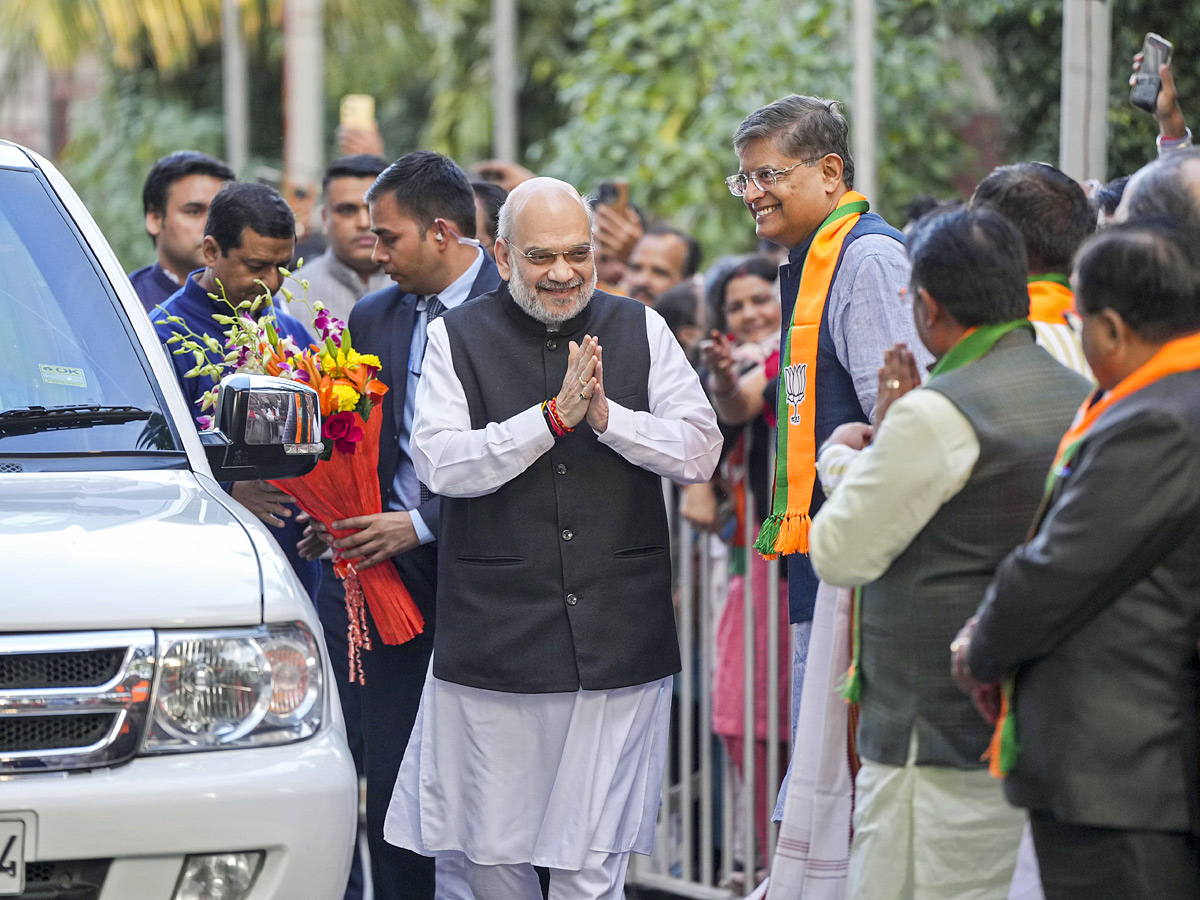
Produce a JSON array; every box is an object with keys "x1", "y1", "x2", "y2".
[{"x1": 508, "y1": 257, "x2": 597, "y2": 326}]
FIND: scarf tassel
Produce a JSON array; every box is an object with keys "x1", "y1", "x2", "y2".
[
  {"x1": 840, "y1": 662, "x2": 861, "y2": 703},
  {"x1": 754, "y1": 511, "x2": 810, "y2": 559},
  {"x1": 984, "y1": 680, "x2": 1018, "y2": 778}
]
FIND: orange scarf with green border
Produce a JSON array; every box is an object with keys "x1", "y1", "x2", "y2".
[
  {"x1": 987, "y1": 328, "x2": 1200, "y2": 776},
  {"x1": 754, "y1": 191, "x2": 870, "y2": 560},
  {"x1": 1027, "y1": 273, "x2": 1074, "y2": 324}
]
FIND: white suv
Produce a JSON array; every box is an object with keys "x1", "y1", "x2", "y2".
[{"x1": 0, "y1": 142, "x2": 357, "y2": 898}]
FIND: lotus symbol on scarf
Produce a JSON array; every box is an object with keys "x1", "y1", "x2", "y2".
[{"x1": 784, "y1": 363, "x2": 807, "y2": 425}]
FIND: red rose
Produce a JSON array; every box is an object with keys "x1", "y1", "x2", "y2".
[{"x1": 323, "y1": 411, "x2": 363, "y2": 454}]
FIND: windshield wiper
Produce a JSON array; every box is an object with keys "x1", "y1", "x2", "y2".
[{"x1": 0, "y1": 405, "x2": 154, "y2": 437}]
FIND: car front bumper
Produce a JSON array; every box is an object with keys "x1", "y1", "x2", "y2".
[{"x1": 2, "y1": 729, "x2": 357, "y2": 899}]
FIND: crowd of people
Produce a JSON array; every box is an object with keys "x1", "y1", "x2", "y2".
[{"x1": 130, "y1": 46, "x2": 1200, "y2": 900}]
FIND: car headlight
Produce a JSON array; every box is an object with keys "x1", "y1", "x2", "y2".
[{"x1": 142, "y1": 622, "x2": 324, "y2": 753}]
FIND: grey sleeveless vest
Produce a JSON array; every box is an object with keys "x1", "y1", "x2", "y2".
[{"x1": 857, "y1": 329, "x2": 1090, "y2": 768}]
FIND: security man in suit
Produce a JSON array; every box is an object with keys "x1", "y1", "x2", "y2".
[
  {"x1": 330, "y1": 150, "x2": 501, "y2": 899},
  {"x1": 954, "y1": 218, "x2": 1200, "y2": 899}
]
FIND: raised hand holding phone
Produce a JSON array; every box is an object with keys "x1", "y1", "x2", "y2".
[{"x1": 1130, "y1": 33, "x2": 1174, "y2": 113}]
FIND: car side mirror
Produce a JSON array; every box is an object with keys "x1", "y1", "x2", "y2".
[{"x1": 199, "y1": 374, "x2": 322, "y2": 481}]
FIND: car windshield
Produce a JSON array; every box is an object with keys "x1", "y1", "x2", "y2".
[{"x1": 0, "y1": 166, "x2": 183, "y2": 462}]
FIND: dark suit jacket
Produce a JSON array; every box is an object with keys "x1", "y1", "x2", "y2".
[
  {"x1": 968, "y1": 369, "x2": 1200, "y2": 833},
  {"x1": 347, "y1": 255, "x2": 502, "y2": 546}
]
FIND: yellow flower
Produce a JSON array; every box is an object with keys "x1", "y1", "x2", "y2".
[{"x1": 332, "y1": 383, "x2": 361, "y2": 412}]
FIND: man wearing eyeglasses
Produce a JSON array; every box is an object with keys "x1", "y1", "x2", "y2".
[
  {"x1": 315, "y1": 150, "x2": 501, "y2": 900},
  {"x1": 727, "y1": 95, "x2": 927, "y2": 896},
  {"x1": 383, "y1": 176, "x2": 722, "y2": 900}
]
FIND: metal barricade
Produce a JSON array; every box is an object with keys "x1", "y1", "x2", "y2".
[{"x1": 629, "y1": 426, "x2": 790, "y2": 898}]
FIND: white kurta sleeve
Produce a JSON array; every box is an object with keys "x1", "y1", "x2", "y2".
[
  {"x1": 597, "y1": 307, "x2": 723, "y2": 485},
  {"x1": 411, "y1": 319, "x2": 554, "y2": 498},
  {"x1": 808, "y1": 388, "x2": 980, "y2": 587}
]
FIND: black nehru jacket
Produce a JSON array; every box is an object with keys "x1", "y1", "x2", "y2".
[{"x1": 434, "y1": 285, "x2": 681, "y2": 693}]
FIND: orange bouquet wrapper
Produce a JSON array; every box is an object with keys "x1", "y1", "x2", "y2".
[{"x1": 271, "y1": 408, "x2": 424, "y2": 683}]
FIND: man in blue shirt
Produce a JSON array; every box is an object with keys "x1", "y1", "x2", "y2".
[
  {"x1": 153, "y1": 181, "x2": 320, "y2": 600},
  {"x1": 129, "y1": 151, "x2": 234, "y2": 312}
]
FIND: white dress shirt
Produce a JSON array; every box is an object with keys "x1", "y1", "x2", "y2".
[{"x1": 390, "y1": 248, "x2": 486, "y2": 544}]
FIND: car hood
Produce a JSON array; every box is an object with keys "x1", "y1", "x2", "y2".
[{"x1": 0, "y1": 470, "x2": 262, "y2": 631}]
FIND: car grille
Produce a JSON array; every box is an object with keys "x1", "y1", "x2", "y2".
[
  {"x1": 0, "y1": 632, "x2": 155, "y2": 774},
  {"x1": 0, "y1": 649, "x2": 125, "y2": 690},
  {"x1": 17, "y1": 859, "x2": 109, "y2": 899},
  {"x1": 0, "y1": 714, "x2": 116, "y2": 753}
]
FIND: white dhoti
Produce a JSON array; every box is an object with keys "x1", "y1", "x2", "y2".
[
  {"x1": 385, "y1": 662, "x2": 672, "y2": 882},
  {"x1": 765, "y1": 581, "x2": 854, "y2": 900}
]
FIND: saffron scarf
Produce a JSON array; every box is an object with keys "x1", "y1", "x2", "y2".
[
  {"x1": 755, "y1": 191, "x2": 870, "y2": 560},
  {"x1": 1027, "y1": 273, "x2": 1074, "y2": 324},
  {"x1": 840, "y1": 320, "x2": 1033, "y2": 702},
  {"x1": 987, "y1": 328, "x2": 1200, "y2": 776}
]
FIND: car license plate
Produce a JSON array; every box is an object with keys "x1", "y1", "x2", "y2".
[{"x1": 0, "y1": 821, "x2": 23, "y2": 896}]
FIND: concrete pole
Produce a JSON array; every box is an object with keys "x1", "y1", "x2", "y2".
[
  {"x1": 221, "y1": 0, "x2": 249, "y2": 175},
  {"x1": 283, "y1": 0, "x2": 324, "y2": 187},
  {"x1": 491, "y1": 0, "x2": 518, "y2": 161},
  {"x1": 1060, "y1": 0, "x2": 1111, "y2": 183},
  {"x1": 851, "y1": 0, "x2": 877, "y2": 203}
]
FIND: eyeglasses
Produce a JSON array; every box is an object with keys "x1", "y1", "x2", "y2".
[
  {"x1": 513, "y1": 245, "x2": 595, "y2": 267},
  {"x1": 724, "y1": 157, "x2": 823, "y2": 197}
]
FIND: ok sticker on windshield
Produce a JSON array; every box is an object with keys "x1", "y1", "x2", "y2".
[{"x1": 39, "y1": 364, "x2": 87, "y2": 388}]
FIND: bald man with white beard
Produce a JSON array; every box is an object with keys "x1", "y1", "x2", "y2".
[{"x1": 383, "y1": 178, "x2": 722, "y2": 899}]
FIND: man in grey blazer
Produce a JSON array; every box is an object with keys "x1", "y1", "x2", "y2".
[{"x1": 956, "y1": 219, "x2": 1200, "y2": 899}]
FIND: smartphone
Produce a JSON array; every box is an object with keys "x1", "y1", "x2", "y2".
[
  {"x1": 339, "y1": 94, "x2": 376, "y2": 131},
  {"x1": 595, "y1": 179, "x2": 629, "y2": 210},
  {"x1": 1131, "y1": 33, "x2": 1173, "y2": 113}
]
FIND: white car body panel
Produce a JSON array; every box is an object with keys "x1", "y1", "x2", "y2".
[{"x1": 0, "y1": 141, "x2": 358, "y2": 898}]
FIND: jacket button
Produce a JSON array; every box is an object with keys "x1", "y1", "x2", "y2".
[
  {"x1": 566, "y1": 593, "x2": 578, "y2": 606},
  {"x1": 556, "y1": 464, "x2": 567, "y2": 475},
  {"x1": 546, "y1": 339, "x2": 558, "y2": 351},
  {"x1": 561, "y1": 529, "x2": 574, "y2": 541}
]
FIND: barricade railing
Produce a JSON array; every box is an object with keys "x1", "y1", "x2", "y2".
[{"x1": 629, "y1": 425, "x2": 789, "y2": 898}]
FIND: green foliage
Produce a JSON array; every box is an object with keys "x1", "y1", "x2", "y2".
[
  {"x1": 535, "y1": 0, "x2": 973, "y2": 258},
  {"x1": 972, "y1": 0, "x2": 1200, "y2": 181},
  {"x1": 58, "y1": 70, "x2": 223, "y2": 272},
  {"x1": 37, "y1": 0, "x2": 1200, "y2": 275},
  {"x1": 535, "y1": 0, "x2": 845, "y2": 257}
]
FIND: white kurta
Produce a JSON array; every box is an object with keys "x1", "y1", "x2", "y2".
[
  {"x1": 385, "y1": 667, "x2": 672, "y2": 869},
  {"x1": 386, "y1": 300, "x2": 722, "y2": 868}
]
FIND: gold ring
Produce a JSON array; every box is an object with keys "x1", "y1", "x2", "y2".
[
  {"x1": 580, "y1": 392, "x2": 589, "y2": 401},
  {"x1": 886, "y1": 378, "x2": 901, "y2": 390},
  {"x1": 580, "y1": 375, "x2": 588, "y2": 386}
]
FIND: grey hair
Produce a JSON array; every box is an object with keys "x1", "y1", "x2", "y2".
[
  {"x1": 733, "y1": 95, "x2": 855, "y2": 190},
  {"x1": 1123, "y1": 148, "x2": 1200, "y2": 235},
  {"x1": 496, "y1": 180, "x2": 595, "y2": 245}
]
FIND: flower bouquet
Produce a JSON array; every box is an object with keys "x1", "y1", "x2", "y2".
[{"x1": 165, "y1": 276, "x2": 424, "y2": 683}]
